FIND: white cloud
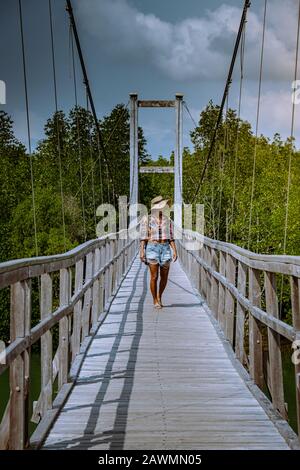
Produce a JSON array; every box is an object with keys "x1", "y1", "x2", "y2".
[{"x1": 76, "y1": 0, "x2": 299, "y2": 81}]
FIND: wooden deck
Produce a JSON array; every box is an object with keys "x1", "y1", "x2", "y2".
[{"x1": 43, "y1": 258, "x2": 290, "y2": 450}]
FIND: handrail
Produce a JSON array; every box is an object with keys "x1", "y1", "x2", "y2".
[
  {"x1": 0, "y1": 228, "x2": 139, "y2": 449},
  {"x1": 177, "y1": 228, "x2": 300, "y2": 445}
]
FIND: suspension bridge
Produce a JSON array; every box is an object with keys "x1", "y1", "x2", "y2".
[{"x1": 0, "y1": 0, "x2": 300, "y2": 450}]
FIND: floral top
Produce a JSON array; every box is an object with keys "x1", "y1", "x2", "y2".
[{"x1": 140, "y1": 213, "x2": 174, "y2": 242}]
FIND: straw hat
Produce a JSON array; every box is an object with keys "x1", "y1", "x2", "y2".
[{"x1": 150, "y1": 195, "x2": 170, "y2": 210}]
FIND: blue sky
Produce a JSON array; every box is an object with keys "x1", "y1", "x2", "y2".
[{"x1": 1, "y1": 0, "x2": 299, "y2": 157}]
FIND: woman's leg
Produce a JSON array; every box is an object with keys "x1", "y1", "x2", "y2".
[
  {"x1": 148, "y1": 262, "x2": 159, "y2": 304},
  {"x1": 158, "y1": 262, "x2": 170, "y2": 305}
]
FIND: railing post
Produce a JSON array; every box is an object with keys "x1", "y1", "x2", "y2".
[
  {"x1": 82, "y1": 251, "x2": 94, "y2": 339},
  {"x1": 249, "y1": 268, "x2": 264, "y2": 388},
  {"x1": 9, "y1": 279, "x2": 31, "y2": 449},
  {"x1": 40, "y1": 273, "x2": 53, "y2": 416},
  {"x1": 264, "y1": 271, "x2": 287, "y2": 418},
  {"x1": 290, "y1": 275, "x2": 300, "y2": 435},
  {"x1": 59, "y1": 268, "x2": 71, "y2": 389},
  {"x1": 72, "y1": 259, "x2": 83, "y2": 361},
  {"x1": 210, "y1": 248, "x2": 219, "y2": 318},
  {"x1": 235, "y1": 262, "x2": 247, "y2": 363},
  {"x1": 224, "y1": 253, "x2": 236, "y2": 345},
  {"x1": 217, "y1": 251, "x2": 226, "y2": 331},
  {"x1": 91, "y1": 247, "x2": 101, "y2": 327}
]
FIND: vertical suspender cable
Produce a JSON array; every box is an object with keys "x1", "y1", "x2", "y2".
[
  {"x1": 86, "y1": 90, "x2": 97, "y2": 229},
  {"x1": 70, "y1": 27, "x2": 87, "y2": 240},
  {"x1": 247, "y1": 0, "x2": 267, "y2": 250},
  {"x1": 65, "y1": 0, "x2": 116, "y2": 204},
  {"x1": 18, "y1": 0, "x2": 39, "y2": 257},
  {"x1": 279, "y1": 0, "x2": 300, "y2": 316},
  {"x1": 283, "y1": 0, "x2": 300, "y2": 254},
  {"x1": 230, "y1": 23, "x2": 246, "y2": 243},
  {"x1": 190, "y1": 0, "x2": 251, "y2": 204},
  {"x1": 48, "y1": 0, "x2": 67, "y2": 252}
]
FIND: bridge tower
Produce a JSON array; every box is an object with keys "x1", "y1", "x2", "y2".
[{"x1": 129, "y1": 93, "x2": 183, "y2": 228}]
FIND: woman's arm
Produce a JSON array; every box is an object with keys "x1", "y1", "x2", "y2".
[{"x1": 170, "y1": 240, "x2": 178, "y2": 262}]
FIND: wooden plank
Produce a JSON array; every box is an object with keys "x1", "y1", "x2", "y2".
[
  {"x1": 40, "y1": 273, "x2": 53, "y2": 417},
  {"x1": 91, "y1": 248, "x2": 101, "y2": 327},
  {"x1": 138, "y1": 100, "x2": 175, "y2": 108},
  {"x1": 82, "y1": 252, "x2": 94, "y2": 339},
  {"x1": 290, "y1": 275, "x2": 300, "y2": 435},
  {"x1": 9, "y1": 280, "x2": 31, "y2": 449},
  {"x1": 139, "y1": 166, "x2": 174, "y2": 174},
  {"x1": 0, "y1": 398, "x2": 10, "y2": 449},
  {"x1": 224, "y1": 254, "x2": 236, "y2": 344},
  {"x1": 217, "y1": 251, "x2": 226, "y2": 331},
  {"x1": 264, "y1": 271, "x2": 287, "y2": 419},
  {"x1": 249, "y1": 268, "x2": 264, "y2": 389},
  {"x1": 235, "y1": 262, "x2": 247, "y2": 364},
  {"x1": 210, "y1": 249, "x2": 219, "y2": 318},
  {"x1": 58, "y1": 268, "x2": 70, "y2": 389},
  {"x1": 72, "y1": 259, "x2": 84, "y2": 361},
  {"x1": 43, "y1": 259, "x2": 290, "y2": 451}
]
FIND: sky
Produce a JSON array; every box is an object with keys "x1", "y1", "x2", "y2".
[{"x1": 1, "y1": 0, "x2": 300, "y2": 158}]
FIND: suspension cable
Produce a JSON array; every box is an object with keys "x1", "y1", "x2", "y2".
[
  {"x1": 230, "y1": 22, "x2": 246, "y2": 243},
  {"x1": 283, "y1": 0, "x2": 300, "y2": 254},
  {"x1": 86, "y1": 89, "x2": 97, "y2": 230},
  {"x1": 247, "y1": 0, "x2": 267, "y2": 250},
  {"x1": 65, "y1": 0, "x2": 117, "y2": 203},
  {"x1": 190, "y1": 0, "x2": 251, "y2": 205},
  {"x1": 18, "y1": 0, "x2": 39, "y2": 258},
  {"x1": 70, "y1": 26, "x2": 87, "y2": 240},
  {"x1": 48, "y1": 0, "x2": 67, "y2": 252}
]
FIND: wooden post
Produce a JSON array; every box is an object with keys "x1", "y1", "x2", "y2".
[
  {"x1": 9, "y1": 279, "x2": 31, "y2": 449},
  {"x1": 82, "y1": 251, "x2": 94, "y2": 339},
  {"x1": 224, "y1": 253, "x2": 236, "y2": 345},
  {"x1": 202, "y1": 246, "x2": 208, "y2": 300},
  {"x1": 217, "y1": 251, "x2": 226, "y2": 331},
  {"x1": 210, "y1": 249, "x2": 219, "y2": 318},
  {"x1": 199, "y1": 247, "x2": 205, "y2": 298},
  {"x1": 40, "y1": 273, "x2": 53, "y2": 416},
  {"x1": 249, "y1": 268, "x2": 264, "y2": 388},
  {"x1": 264, "y1": 271, "x2": 287, "y2": 418},
  {"x1": 91, "y1": 248, "x2": 101, "y2": 327},
  {"x1": 130, "y1": 93, "x2": 138, "y2": 224},
  {"x1": 235, "y1": 262, "x2": 247, "y2": 363},
  {"x1": 290, "y1": 275, "x2": 300, "y2": 435},
  {"x1": 59, "y1": 268, "x2": 70, "y2": 389},
  {"x1": 72, "y1": 259, "x2": 83, "y2": 361},
  {"x1": 174, "y1": 93, "x2": 183, "y2": 229}
]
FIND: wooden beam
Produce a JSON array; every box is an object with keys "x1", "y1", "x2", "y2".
[
  {"x1": 139, "y1": 166, "x2": 174, "y2": 174},
  {"x1": 249, "y1": 268, "x2": 264, "y2": 389},
  {"x1": 138, "y1": 100, "x2": 175, "y2": 107}
]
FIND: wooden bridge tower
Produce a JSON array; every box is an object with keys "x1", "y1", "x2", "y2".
[{"x1": 129, "y1": 92, "x2": 183, "y2": 228}]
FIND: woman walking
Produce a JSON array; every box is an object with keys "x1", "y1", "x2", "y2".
[{"x1": 139, "y1": 196, "x2": 177, "y2": 309}]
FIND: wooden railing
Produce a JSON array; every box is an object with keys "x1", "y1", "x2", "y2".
[
  {"x1": 177, "y1": 229, "x2": 300, "y2": 440},
  {"x1": 0, "y1": 229, "x2": 139, "y2": 449}
]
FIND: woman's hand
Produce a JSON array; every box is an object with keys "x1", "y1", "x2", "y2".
[
  {"x1": 140, "y1": 241, "x2": 146, "y2": 263},
  {"x1": 140, "y1": 250, "x2": 146, "y2": 263},
  {"x1": 170, "y1": 241, "x2": 177, "y2": 262}
]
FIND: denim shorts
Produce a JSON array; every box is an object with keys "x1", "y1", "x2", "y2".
[{"x1": 145, "y1": 242, "x2": 172, "y2": 266}]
